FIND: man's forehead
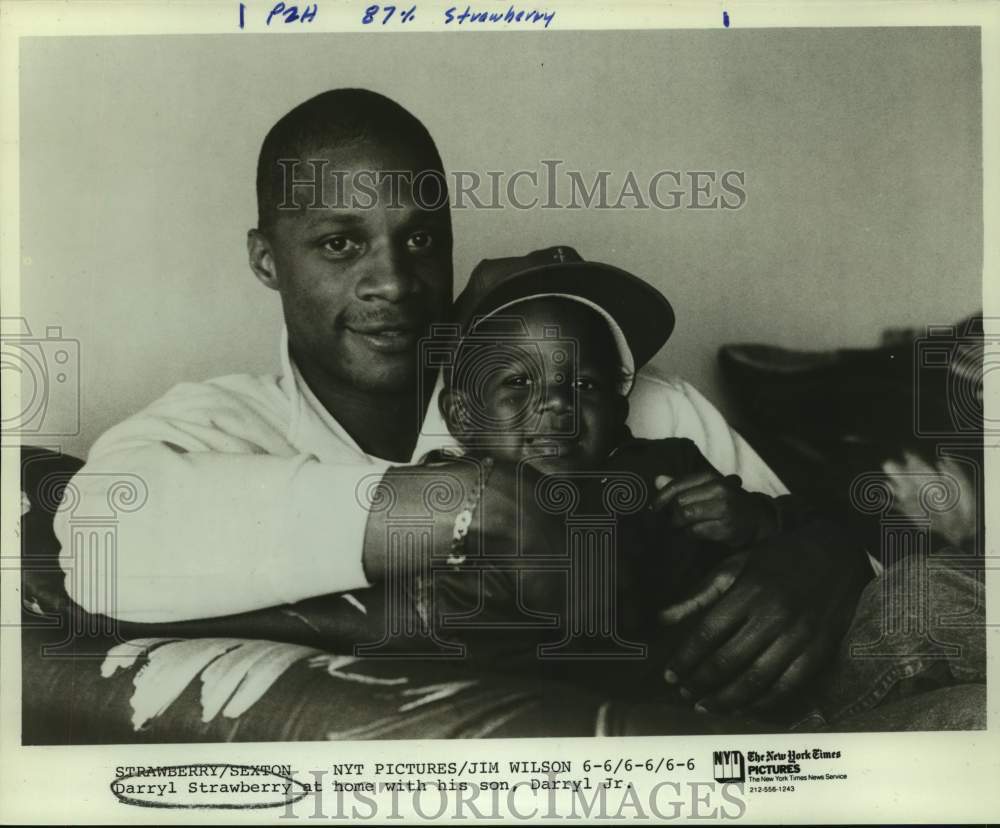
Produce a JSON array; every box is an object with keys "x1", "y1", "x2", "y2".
[
  {"x1": 297, "y1": 209, "x2": 367, "y2": 228},
  {"x1": 300, "y1": 202, "x2": 424, "y2": 221},
  {"x1": 282, "y1": 199, "x2": 446, "y2": 230},
  {"x1": 289, "y1": 140, "x2": 437, "y2": 174}
]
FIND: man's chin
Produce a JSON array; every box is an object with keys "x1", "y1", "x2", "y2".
[
  {"x1": 349, "y1": 366, "x2": 420, "y2": 395},
  {"x1": 335, "y1": 343, "x2": 422, "y2": 394}
]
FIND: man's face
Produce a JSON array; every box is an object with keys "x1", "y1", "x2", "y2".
[
  {"x1": 252, "y1": 143, "x2": 453, "y2": 394},
  {"x1": 447, "y1": 298, "x2": 628, "y2": 473}
]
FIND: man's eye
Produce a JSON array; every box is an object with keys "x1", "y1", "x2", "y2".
[
  {"x1": 320, "y1": 236, "x2": 363, "y2": 257},
  {"x1": 406, "y1": 231, "x2": 434, "y2": 252},
  {"x1": 574, "y1": 378, "x2": 599, "y2": 391},
  {"x1": 504, "y1": 374, "x2": 533, "y2": 388}
]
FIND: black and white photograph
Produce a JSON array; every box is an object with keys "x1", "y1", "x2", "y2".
[{"x1": 2, "y1": 1, "x2": 997, "y2": 823}]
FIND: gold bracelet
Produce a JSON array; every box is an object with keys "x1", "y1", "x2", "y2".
[{"x1": 446, "y1": 456, "x2": 494, "y2": 569}]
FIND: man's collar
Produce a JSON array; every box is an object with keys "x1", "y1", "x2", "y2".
[
  {"x1": 410, "y1": 373, "x2": 461, "y2": 462},
  {"x1": 279, "y1": 326, "x2": 369, "y2": 462},
  {"x1": 279, "y1": 326, "x2": 461, "y2": 464}
]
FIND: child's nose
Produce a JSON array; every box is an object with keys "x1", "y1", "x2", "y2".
[{"x1": 539, "y1": 377, "x2": 574, "y2": 414}]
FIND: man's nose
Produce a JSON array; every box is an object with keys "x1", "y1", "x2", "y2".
[{"x1": 356, "y1": 244, "x2": 418, "y2": 303}]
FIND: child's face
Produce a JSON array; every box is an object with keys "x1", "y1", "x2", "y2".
[{"x1": 445, "y1": 297, "x2": 628, "y2": 473}]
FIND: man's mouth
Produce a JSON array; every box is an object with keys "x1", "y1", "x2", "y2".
[{"x1": 345, "y1": 324, "x2": 420, "y2": 354}]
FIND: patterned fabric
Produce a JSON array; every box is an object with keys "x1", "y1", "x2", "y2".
[{"x1": 21, "y1": 627, "x2": 607, "y2": 742}]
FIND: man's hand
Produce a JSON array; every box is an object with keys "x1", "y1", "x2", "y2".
[
  {"x1": 658, "y1": 523, "x2": 870, "y2": 714},
  {"x1": 651, "y1": 471, "x2": 778, "y2": 548},
  {"x1": 658, "y1": 552, "x2": 749, "y2": 626}
]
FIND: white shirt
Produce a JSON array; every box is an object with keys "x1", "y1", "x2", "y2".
[{"x1": 54, "y1": 332, "x2": 787, "y2": 623}]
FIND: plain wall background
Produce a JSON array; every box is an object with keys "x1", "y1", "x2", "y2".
[{"x1": 19, "y1": 28, "x2": 983, "y2": 460}]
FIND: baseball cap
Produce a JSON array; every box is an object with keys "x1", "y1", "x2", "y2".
[{"x1": 452, "y1": 246, "x2": 675, "y2": 394}]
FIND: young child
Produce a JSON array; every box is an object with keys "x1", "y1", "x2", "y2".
[{"x1": 419, "y1": 246, "x2": 799, "y2": 690}]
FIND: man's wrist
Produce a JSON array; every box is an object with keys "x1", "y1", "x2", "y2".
[{"x1": 360, "y1": 459, "x2": 484, "y2": 582}]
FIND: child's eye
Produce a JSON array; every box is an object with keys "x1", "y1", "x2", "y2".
[
  {"x1": 504, "y1": 374, "x2": 533, "y2": 388},
  {"x1": 574, "y1": 377, "x2": 599, "y2": 391},
  {"x1": 320, "y1": 236, "x2": 364, "y2": 258}
]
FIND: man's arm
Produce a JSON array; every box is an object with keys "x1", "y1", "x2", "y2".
[{"x1": 54, "y1": 378, "x2": 386, "y2": 623}]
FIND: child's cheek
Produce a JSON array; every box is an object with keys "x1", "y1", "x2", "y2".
[
  {"x1": 580, "y1": 403, "x2": 618, "y2": 457},
  {"x1": 491, "y1": 393, "x2": 535, "y2": 428}
]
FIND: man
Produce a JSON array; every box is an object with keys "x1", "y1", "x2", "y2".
[{"x1": 54, "y1": 89, "x2": 869, "y2": 714}]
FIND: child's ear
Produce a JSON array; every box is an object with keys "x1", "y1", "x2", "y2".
[{"x1": 439, "y1": 388, "x2": 469, "y2": 434}]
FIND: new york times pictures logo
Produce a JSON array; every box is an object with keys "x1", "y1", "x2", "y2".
[{"x1": 712, "y1": 751, "x2": 745, "y2": 784}]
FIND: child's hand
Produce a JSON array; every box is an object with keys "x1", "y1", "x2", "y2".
[{"x1": 650, "y1": 471, "x2": 778, "y2": 548}]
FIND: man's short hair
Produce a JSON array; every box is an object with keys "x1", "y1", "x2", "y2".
[{"x1": 255, "y1": 88, "x2": 446, "y2": 230}]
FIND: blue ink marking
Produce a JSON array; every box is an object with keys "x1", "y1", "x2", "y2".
[
  {"x1": 723, "y1": 10, "x2": 730, "y2": 27},
  {"x1": 239, "y1": 2, "x2": 245, "y2": 28},
  {"x1": 443, "y1": 5, "x2": 555, "y2": 27},
  {"x1": 362, "y1": 4, "x2": 416, "y2": 24},
  {"x1": 266, "y1": 2, "x2": 318, "y2": 24},
  {"x1": 266, "y1": 2, "x2": 286, "y2": 24}
]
